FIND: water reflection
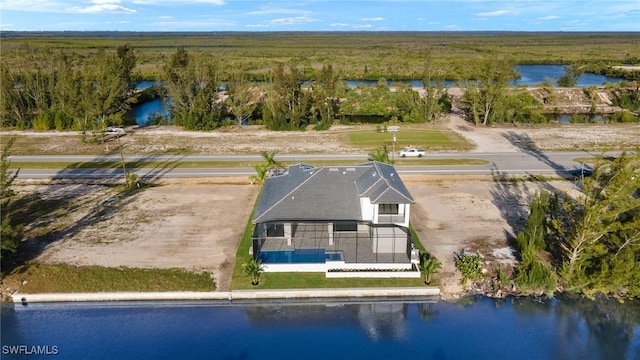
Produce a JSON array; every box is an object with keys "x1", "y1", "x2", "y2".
[{"x1": 2, "y1": 296, "x2": 639, "y2": 360}]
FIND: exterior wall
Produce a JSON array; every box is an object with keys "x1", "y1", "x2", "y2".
[
  {"x1": 263, "y1": 260, "x2": 420, "y2": 278},
  {"x1": 360, "y1": 197, "x2": 374, "y2": 221}
]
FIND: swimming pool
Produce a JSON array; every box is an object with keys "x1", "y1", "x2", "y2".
[{"x1": 259, "y1": 249, "x2": 342, "y2": 263}]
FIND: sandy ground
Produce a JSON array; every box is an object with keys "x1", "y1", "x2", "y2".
[{"x1": 12, "y1": 181, "x2": 257, "y2": 292}]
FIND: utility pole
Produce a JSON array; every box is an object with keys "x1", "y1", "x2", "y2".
[{"x1": 388, "y1": 126, "x2": 399, "y2": 162}]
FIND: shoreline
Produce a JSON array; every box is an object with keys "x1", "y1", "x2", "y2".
[{"x1": 9, "y1": 287, "x2": 440, "y2": 305}]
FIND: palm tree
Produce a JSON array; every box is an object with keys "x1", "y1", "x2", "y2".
[
  {"x1": 420, "y1": 253, "x2": 441, "y2": 284},
  {"x1": 243, "y1": 258, "x2": 264, "y2": 285},
  {"x1": 368, "y1": 147, "x2": 393, "y2": 164},
  {"x1": 250, "y1": 151, "x2": 285, "y2": 185}
]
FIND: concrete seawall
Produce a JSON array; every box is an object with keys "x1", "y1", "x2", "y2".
[{"x1": 12, "y1": 287, "x2": 440, "y2": 304}]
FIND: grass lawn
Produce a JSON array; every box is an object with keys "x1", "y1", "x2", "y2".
[
  {"x1": 2, "y1": 264, "x2": 216, "y2": 293},
  {"x1": 345, "y1": 129, "x2": 473, "y2": 151}
]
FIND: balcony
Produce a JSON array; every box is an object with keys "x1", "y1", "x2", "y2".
[{"x1": 377, "y1": 214, "x2": 406, "y2": 223}]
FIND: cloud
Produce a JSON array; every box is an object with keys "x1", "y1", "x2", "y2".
[
  {"x1": 67, "y1": 0, "x2": 136, "y2": 14},
  {"x1": 247, "y1": 6, "x2": 309, "y2": 16},
  {"x1": 330, "y1": 23, "x2": 373, "y2": 29},
  {"x1": 476, "y1": 10, "x2": 514, "y2": 17},
  {"x1": 134, "y1": 0, "x2": 225, "y2": 4},
  {"x1": 361, "y1": 17, "x2": 384, "y2": 21},
  {"x1": 538, "y1": 15, "x2": 559, "y2": 21},
  {"x1": 269, "y1": 15, "x2": 319, "y2": 25}
]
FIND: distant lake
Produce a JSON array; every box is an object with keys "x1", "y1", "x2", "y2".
[
  {"x1": 345, "y1": 65, "x2": 624, "y2": 88},
  {"x1": 2, "y1": 296, "x2": 639, "y2": 360},
  {"x1": 512, "y1": 65, "x2": 624, "y2": 87}
]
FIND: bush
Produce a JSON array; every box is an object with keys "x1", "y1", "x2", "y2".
[
  {"x1": 454, "y1": 250, "x2": 482, "y2": 285},
  {"x1": 515, "y1": 246, "x2": 557, "y2": 296}
]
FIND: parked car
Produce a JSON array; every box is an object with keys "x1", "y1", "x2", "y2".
[
  {"x1": 398, "y1": 146, "x2": 426, "y2": 157},
  {"x1": 104, "y1": 127, "x2": 126, "y2": 136}
]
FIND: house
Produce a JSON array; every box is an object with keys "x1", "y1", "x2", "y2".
[{"x1": 251, "y1": 161, "x2": 420, "y2": 278}]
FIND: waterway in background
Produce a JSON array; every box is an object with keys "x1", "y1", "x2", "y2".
[{"x1": 2, "y1": 296, "x2": 639, "y2": 360}]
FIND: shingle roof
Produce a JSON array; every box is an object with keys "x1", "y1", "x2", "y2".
[{"x1": 252, "y1": 161, "x2": 414, "y2": 223}]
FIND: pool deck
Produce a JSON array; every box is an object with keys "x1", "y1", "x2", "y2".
[{"x1": 11, "y1": 287, "x2": 440, "y2": 305}]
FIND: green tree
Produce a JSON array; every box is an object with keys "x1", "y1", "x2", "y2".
[
  {"x1": 262, "y1": 63, "x2": 311, "y2": 130},
  {"x1": 557, "y1": 64, "x2": 583, "y2": 87},
  {"x1": 420, "y1": 253, "x2": 442, "y2": 284},
  {"x1": 162, "y1": 48, "x2": 224, "y2": 131},
  {"x1": 547, "y1": 152, "x2": 640, "y2": 299},
  {"x1": 514, "y1": 192, "x2": 558, "y2": 296},
  {"x1": 226, "y1": 75, "x2": 262, "y2": 126},
  {"x1": 460, "y1": 58, "x2": 515, "y2": 126},
  {"x1": 243, "y1": 258, "x2": 264, "y2": 285},
  {"x1": 249, "y1": 151, "x2": 283, "y2": 185},
  {"x1": 310, "y1": 64, "x2": 342, "y2": 130},
  {"x1": 1, "y1": 137, "x2": 23, "y2": 260},
  {"x1": 368, "y1": 147, "x2": 393, "y2": 164}
]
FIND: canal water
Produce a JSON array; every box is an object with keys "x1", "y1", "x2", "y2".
[{"x1": 2, "y1": 296, "x2": 639, "y2": 360}]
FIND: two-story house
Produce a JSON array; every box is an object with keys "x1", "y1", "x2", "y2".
[{"x1": 251, "y1": 161, "x2": 420, "y2": 277}]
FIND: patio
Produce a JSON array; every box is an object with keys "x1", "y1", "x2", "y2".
[{"x1": 256, "y1": 223, "x2": 412, "y2": 264}]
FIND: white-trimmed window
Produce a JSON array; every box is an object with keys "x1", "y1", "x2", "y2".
[{"x1": 379, "y1": 204, "x2": 399, "y2": 215}]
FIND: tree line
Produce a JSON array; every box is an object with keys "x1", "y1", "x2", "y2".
[{"x1": 2, "y1": 46, "x2": 638, "y2": 133}]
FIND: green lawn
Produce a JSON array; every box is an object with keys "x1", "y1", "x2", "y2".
[
  {"x1": 3, "y1": 264, "x2": 216, "y2": 293},
  {"x1": 346, "y1": 129, "x2": 473, "y2": 151}
]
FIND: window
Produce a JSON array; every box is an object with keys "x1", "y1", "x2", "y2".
[
  {"x1": 379, "y1": 204, "x2": 399, "y2": 215},
  {"x1": 334, "y1": 222, "x2": 357, "y2": 232},
  {"x1": 266, "y1": 223, "x2": 284, "y2": 237}
]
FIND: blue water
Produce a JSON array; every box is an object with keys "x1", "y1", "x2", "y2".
[
  {"x1": 2, "y1": 296, "x2": 639, "y2": 360},
  {"x1": 128, "y1": 98, "x2": 169, "y2": 126},
  {"x1": 512, "y1": 65, "x2": 623, "y2": 87},
  {"x1": 259, "y1": 248, "x2": 341, "y2": 263},
  {"x1": 344, "y1": 65, "x2": 623, "y2": 88}
]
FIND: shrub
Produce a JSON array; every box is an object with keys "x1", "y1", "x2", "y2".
[{"x1": 454, "y1": 250, "x2": 482, "y2": 285}]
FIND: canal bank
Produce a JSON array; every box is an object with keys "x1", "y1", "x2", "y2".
[{"x1": 11, "y1": 287, "x2": 440, "y2": 305}]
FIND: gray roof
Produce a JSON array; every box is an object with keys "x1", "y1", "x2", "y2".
[{"x1": 253, "y1": 161, "x2": 414, "y2": 224}]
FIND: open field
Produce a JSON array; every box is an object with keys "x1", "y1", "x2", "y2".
[{"x1": 2, "y1": 32, "x2": 638, "y2": 80}]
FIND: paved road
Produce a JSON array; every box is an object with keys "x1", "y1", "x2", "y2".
[{"x1": 11, "y1": 151, "x2": 608, "y2": 179}]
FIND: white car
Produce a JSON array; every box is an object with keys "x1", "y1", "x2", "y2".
[
  {"x1": 104, "y1": 127, "x2": 126, "y2": 135},
  {"x1": 398, "y1": 147, "x2": 426, "y2": 157}
]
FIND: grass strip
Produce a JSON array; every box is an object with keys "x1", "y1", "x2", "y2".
[
  {"x1": 3, "y1": 264, "x2": 215, "y2": 293},
  {"x1": 346, "y1": 129, "x2": 474, "y2": 151}
]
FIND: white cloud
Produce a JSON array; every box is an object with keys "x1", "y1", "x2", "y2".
[
  {"x1": 269, "y1": 15, "x2": 319, "y2": 25},
  {"x1": 361, "y1": 17, "x2": 384, "y2": 21},
  {"x1": 67, "y1": 0, "x2": 136, "y2": 14},
  {"x1": 246, "y1": 24, "x2": 270, "y2": 28},
  {"x1": 538, "y1": 15, "x2": 559, "y2": 21},
  {"x1": 134, "y1": 0, "x2": 224, "y2": 4},
  {"x1": 247, "y1": 7, "x2": 308, "y2": 16},
  {"x1": 476, "y1": 10, "x2": 514, "y2": 17}
]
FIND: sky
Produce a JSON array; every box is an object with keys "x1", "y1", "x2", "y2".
[{"x1": 1, "y1": 0, "x2": 639, "y2": 32}]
